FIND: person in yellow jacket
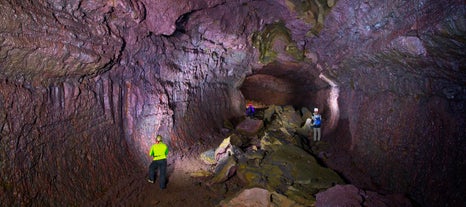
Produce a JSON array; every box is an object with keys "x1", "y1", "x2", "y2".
[{"x1": 147, "y1": 135, "x2": 169, "y2": 189}]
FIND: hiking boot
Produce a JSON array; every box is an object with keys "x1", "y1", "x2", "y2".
[{"x1": 147, "y1": 179, "x2": 154, "y2": 184}]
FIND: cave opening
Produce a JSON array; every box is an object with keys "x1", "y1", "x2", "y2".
[{"x1": 240, "y1": 61, "x2": 319, "y2": 109}]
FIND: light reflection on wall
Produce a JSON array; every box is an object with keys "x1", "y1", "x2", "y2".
[
  {"x1": 319, "y1": 73, "x2": 339, "y2": 131},
  {"x1": 123, "y1": 82, "x2": 173, "y2": 166}
]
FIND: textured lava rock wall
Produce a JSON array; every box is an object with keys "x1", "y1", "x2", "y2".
[
  {"x1": 0, "y1": 0, "x2": 124, "y2": 82},
  {"x1": 311, "y1": 1, "x2": 465, "y2": 206},
  {"x1": 0, "y1": 76, "x2": 140, "y2": 205},
  {"x1": 0, "y1": 1, "x2": 144, "y2": 205}
]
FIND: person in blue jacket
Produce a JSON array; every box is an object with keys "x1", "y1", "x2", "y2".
[
  {"x1": 246, "y1": 103, "x2": 255, "y2": 117},
  {"x1": 312, "y1": 108, "x2": 322, "y2": 141}
]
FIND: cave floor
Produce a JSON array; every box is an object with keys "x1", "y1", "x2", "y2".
[
  {"x1": 96, "y1": 149, "x2": 243, "y2": 207},
  {"x1": 138, "y1": 155, "x2": 238, "y2": 207},
  {"x1": 93, "y1": 136, "x2": 378, "y2": 207}
]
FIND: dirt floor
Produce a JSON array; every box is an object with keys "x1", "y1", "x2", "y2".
[
  {"x1": 99, "y1": 145, "x2": 243, "y2": 207},
  {"x1": 139, "y1": 156, "x2": 235, "y2": 207}
]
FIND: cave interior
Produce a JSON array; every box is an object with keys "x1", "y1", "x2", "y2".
[{"x1": 0, "y1": 0, "x2": 464, "y2": 206}]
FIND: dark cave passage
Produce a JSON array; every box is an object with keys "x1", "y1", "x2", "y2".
[
  {"x1": 0, "y1": 0, "x2": 465, "y2": 206},
  {"x1": 240, "y1": 61, "x2": 319, "y2": 108}
]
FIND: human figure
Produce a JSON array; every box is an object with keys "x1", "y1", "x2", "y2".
[
  {"x1": 246, "y1": 103, "x2": 255, "y2": 117},
  {"x1": 312, "y1": 108, "x2": 322, "y2": 141},
  {"x1": 148, "y1": 135, "x2": 169, "y2": 189}
]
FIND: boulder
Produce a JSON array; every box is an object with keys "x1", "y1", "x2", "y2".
[
  {"x1": 260, "y1": 131, "x2": 286, "y2": 151},
  {"x1": 315, "y1": 184, "x2": 362, "y2": 207},
  {"x1": 266, "y1": 145, "x2": 344, "y2": 194},
  {"x1": 229, "y1": 133, "x2": 249, "y2": 148},
  {"x1": 265, "y1": 105, "x2": 303, "y2": 134},
  {"x1": 235, "y1": 117, "x2": 264, "y2": 136},
  {"x1": 219, "y1": 187, "x2": 305, "y2": 207},
  {"x1": 236, "y1": 143, "x2": 344, "y2": 206},
  {"x1": 260, "y1": 128, "x2": 302, "y2": 151},
  {"x1": 300, "y1": 107, "x2": 312, "y2": 120},
  {"x1": 203, "y1": 135, "x2": 241, "y2": 165},
  {"x1": 199, "y1": 148, "x2": 216, "y2": 165},
  {"x1": 263, "y1": 105, "x2": 277, "y2": 122},
  {"x1": 275, "y1": 106, "x2": 303, "y2": 130},
  {"x1": 219, "y1": 188, "x2": 270, "y2": 207},
  {"x1": 214, "y1": 137, "x2": 234, "y2": 162},
  {"x1": 316, "y1": 184, "x2": 413, "y2": 207},
  {"x1": 270, "y1": 192, "x2": 307, "y2": 207},
  {"x1": 210, "y1": 156, "x2": 238, "y2": 184}
]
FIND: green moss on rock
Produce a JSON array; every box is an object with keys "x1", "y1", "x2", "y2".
[{"x1": 252, "y1": 22, "x2": 304, "y2": 64}]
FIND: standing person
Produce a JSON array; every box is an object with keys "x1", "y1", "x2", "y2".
[
  {"x1": 148, "y1": 135, "x2": 169, "y2": 189},
  {"x1": 246, "y1": 103, "x2": 255, "y2": 117},
  {"x1": 312, "y1": 108, "x2": 322, "y2": 141}
]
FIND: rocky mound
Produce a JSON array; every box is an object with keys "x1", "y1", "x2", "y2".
[{"x1": 199, "y1": 105, "x2": 411, "y2": 206}]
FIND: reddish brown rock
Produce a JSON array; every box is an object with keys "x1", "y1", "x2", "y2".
[
  {"x1": 316, "y1": 184, "x2": 412, "y2": 207},
  {"x1": 235, "y1": 118, "x2": 264, "y2": 136},
  {"x1": 316, "y1": 185, "x2": 363, "y2": 207}
]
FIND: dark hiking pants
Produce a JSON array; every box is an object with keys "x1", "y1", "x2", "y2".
[{"x1": 148, "y1": 159, "x2": 167, "y2": 189}]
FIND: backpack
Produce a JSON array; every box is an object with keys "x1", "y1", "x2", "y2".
[{"x1": 313, "y1": 115, "x2": 321, "y2": 127}]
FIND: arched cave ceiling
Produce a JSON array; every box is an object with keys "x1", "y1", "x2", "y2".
[{"x1": 0, "y1": 0, "x2": 464, "y2": 206}]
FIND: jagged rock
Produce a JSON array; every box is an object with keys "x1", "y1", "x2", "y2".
[
  {"x1": 202, "y1": 135, "x2": 238, "y2": 166},
  {"x1": 269, "y1": 144, "x2": 344, "y2": 188},
  {"x1": 235, "y1": 117, "x2": 264, "y2": 136},
  {"x1": 260, "y1": 132, "x2": 286, "y2": 151},
  {"x1": 242, "y1": 149, "x2": 265, "y2": 161},
  {"x1": 214, "y1": 137, "x2": 234, "y2": 162},
  {"x1": 219, "y1": 187, "x2": 305, "y2": 207},
  {"x1": 278, "y1": 127, "x2": 299, "y2": 144},
  {"x1": 260, "y1": 126, "x2": 303, "y2": 150},
  {"x1": 263, "y1": 105, "x2": 277, "y2": 122},
  {"x1": 300, "y1": 107, "x2": 312, "y2": 120},
  {"x1": 316, "y1": 184, "x2": 413, "y2": 207},
  {"x1": 248, "y1": 136, "x2": 261, "y2": 150},
  {"x1": 237, "y1": 143, "x2": 344, "y2": 206},
  {"x1": 271, "y1": 105, "x2": 303, "y2": 131},
  {"x1": 270, "y1": 192, "x2": 307, "y2": 207},
  {"x1": 200, "y1": 148, "x2": 216, "y2": 165},
  {"x1": 210, "y1": 156, "x2": 237, "y2": 184},
  {"x1": 219, "y1": 187, "x2": 271, "y2": 207},
  {"x1": 229, "y1": 133, "x2": 249, "y2": 148},
  {"x1": 295, "y1": 126, "x2": 310, "y2": 137}
]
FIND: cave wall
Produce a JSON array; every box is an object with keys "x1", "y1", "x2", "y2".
[
  {"x1": 0, "y1": 1, "x2": 257, "y2": 205},
  {"x1": 310, "y1": 0, "x2": 465, "y2": 206},
  {"x1": 0, "y1": 76, "x2": 141, "y2": 205}
]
